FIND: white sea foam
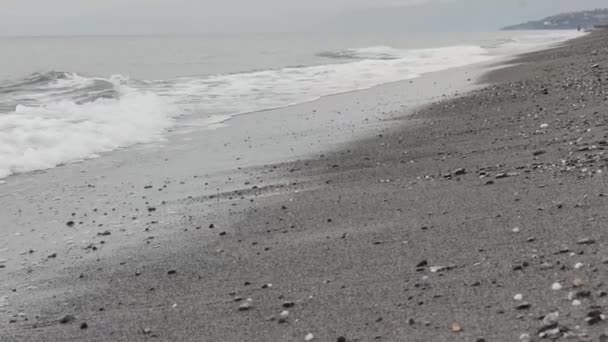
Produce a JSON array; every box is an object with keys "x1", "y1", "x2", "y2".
[
  {"x1": 0, "y1": 85, "x2": 174, "y2": 178},
  {"x1": 157, "y1": 45, "x2": 493, "y2": 118}
]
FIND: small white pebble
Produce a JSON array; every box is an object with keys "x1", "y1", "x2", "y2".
[
  {"x1": 540, "y1": 123, "x2": 549, "y2": 129},
  {"x1": 172, "y1": 303, "x2": 177, "y2": 308},
  {"x1": 280, "y1": 310, "x2": 289, "y2": 317},
  {"x1": 543, "y1": 312, "x2": 559, "y2": 325},
  {"x1": 514, "y1": 294, "x2": 523, "y2": 301},
  {"x1": 305, "y1": 333, "x2": 314, "y2": 341},
  {"x1": 574, "y1": 262, "x2": 584, "y2": 269},
  {"x1": 551, "y1": 282, "x2": 562, "y2": 291},
  {"x1": 512, "y1": 227, "x2": 521, "y2": 233},
  {"x1": 572, "y1": 299, "x2": 582, "y2": 306},
  {"x1": 520, "y1": 333, "x2": 531, "y2": 342}
]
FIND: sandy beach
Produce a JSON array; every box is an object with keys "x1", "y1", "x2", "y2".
[{"x1": 2, "y1": 30, "x2": 608, "y2": 342}]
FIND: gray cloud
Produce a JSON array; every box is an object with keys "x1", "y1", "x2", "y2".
[{"x1": 0, "y1": 0, "x2": 606, "y2": 36}]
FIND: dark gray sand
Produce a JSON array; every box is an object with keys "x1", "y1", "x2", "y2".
[{"x1": 3, "y1": 31, "x2": 608, "y2": 341}]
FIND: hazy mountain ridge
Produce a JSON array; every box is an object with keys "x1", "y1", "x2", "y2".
[{"x1": 502, "y1": 8, "x2": 608, "y2": 30}]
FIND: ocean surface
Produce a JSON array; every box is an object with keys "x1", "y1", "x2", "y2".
[{"x1": 0, "y1": 30, "x2": 584, "y2": 179}]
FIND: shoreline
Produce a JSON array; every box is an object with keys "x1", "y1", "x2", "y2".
[
  {"x1": 1, "y1": 31, "x2": 604, "y2": 341},
  {"x1": 0, "y1": 60, "x2": 488, "y2": 275},
  {"x1": 0, "y1": 30, "x2": 583, "y2": 182}
]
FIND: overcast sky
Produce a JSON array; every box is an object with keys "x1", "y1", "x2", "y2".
[{"x1": 1, "y1": 0, "x2": 607, "y2": 36}]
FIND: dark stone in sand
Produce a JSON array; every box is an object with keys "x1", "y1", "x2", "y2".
[
  {"x1": 416, "y1": 260, "x2": 428, "y2": 268},
  {"x1": 337, "y1": 337, "x2": 347, "y2": 342},
  {"x1": 66, "y1": 221, "x2": 75, "y2": 227},
  {"x1": 533, "y1": 150, "x2": 546, "y2": 156},
  {"x1": 453, "y1": 168, "x2": 466, "y2": 176},
  {"x1": 59, "y1": 315, "x2": 75, "y2": 324},
  {"x1": 97, "y1": 230, "x2": 111, "y2": 236},
  {"x1": 283, "y1": 301, "x2": 295, "y2": 308},
  {"x1": 577, "y1": 238, "x2": 596, "y2": 245},
  {"x1": 586, "y1": 310, "x2": 604, "y2": 325},
  {"x1": 576, "y1": 290, "x2": 591, "y2": 298},
  {"x1": 80, "y1": 322, "x2": 88, "y2": 329},
  {"x1": 167, "y1": 270, "x2": 177, "y2": 275},
  {"x1": 515, "y1": 302, "x2": 531, "y2": 310}
]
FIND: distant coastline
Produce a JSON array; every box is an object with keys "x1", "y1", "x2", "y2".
[{"x1": 502, "y1": 8, "x2": 608, "y2": 30}]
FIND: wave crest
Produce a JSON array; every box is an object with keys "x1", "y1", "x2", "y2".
[
  {"x1": 0, "y1": 73, "x2": 175, "y2": 178},
  {"x1": 317, "y1": 46, "x2": 408, "y2": 60}
]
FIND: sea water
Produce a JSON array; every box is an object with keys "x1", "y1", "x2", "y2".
[{"x1": 0, "y1": 30, "x2": 584, "y2": 178}]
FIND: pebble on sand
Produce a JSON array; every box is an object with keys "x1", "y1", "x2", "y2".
[
  {"x1": 238, "y1": 299, "x2": 253, "y2": 311},
  {"x1": 543, "y1": 312, "x2": 559, "y2": 325},
  {"x1": 586, "y1": 310, "x2": 605, "y2": 325},
  {"x1": 305, "y1": 333, "x2": 314, "y2": 341},
  {"x1": 451, "y1": 323, "x2": 462, "y2": 332},
  {"x1": 514, "y1": 294, "x2": 523, "y2": 301},
  {"x1": 574, "y1": 262, "x2": 584, "y2": 269},
  {"x1": 59, "y1": 315, "x2": 75, "y2": 324},
  {"x1": 452, "y1": 168, "x2": 466, "y2": 176},
  {"x1": 577, "y1": 238, "x2": 596, "y2": 245},
  {"x1": 551, "y1": 282, "x2": 563, "y2": 291}
]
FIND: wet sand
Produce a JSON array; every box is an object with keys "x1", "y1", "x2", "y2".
[{"x1": 2, "y1": 31, "x2": 608, "y2": 341}]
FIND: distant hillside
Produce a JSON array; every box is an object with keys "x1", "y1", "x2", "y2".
[{"x1": 502, "y1": 9, "x2": 608, "y2": 30}]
